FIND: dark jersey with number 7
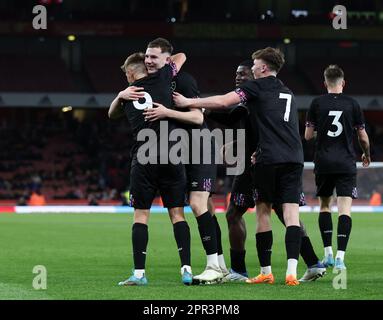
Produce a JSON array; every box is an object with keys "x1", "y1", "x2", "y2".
[
  {"x1": 306, "y1": 93, "x2": 365, "y2": 174},
  {"x1": 236, "y1": 76, "x2": 304, "y2": 165}
]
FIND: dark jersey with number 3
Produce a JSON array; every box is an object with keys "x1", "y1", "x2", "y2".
[
  {"x1": 306, "y1": 93, "x2": 365, "y2": 174},
  {"x1": 236, "y1": 76, "x2": 304, "y2": 165}
]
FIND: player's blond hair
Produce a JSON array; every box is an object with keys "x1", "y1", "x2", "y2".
[{"x1": 121, "y1": 52, "x2": 146, "y2": 73}]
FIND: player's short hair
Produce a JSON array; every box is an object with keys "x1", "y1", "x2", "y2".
[
  {"x1": 239, "y1": 59, "x2": 254, "y2": 69},
  {"x1": 324, "y1": 65, "x2": 344, "y2": 85},
  {"x1": 252, "y1": 47, "x2": 285, "y2": 73},
  {"x1": 147, "y1": 37, "x2": 173, "y2": 55},
  {"x1": 121, "y1": 52, "x2": 146, "y2": 72}
]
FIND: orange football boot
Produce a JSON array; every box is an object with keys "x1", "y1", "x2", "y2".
[
  {"x1": 285, "y1": 274, "x2": 300, "y2": 286},
  {"x1": 246, "y1": 273, "x2": 275, "y2": 284}
]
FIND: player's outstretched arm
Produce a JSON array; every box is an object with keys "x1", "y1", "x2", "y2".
[
  {"x1": 173, "y1": 91, "x2": 240, "y2": 109},
  {"x1": 357, "y1": 128, "x2": 371, "y2": 167},
  {"x1": 169, "y1": 53, "x2": 186, "y2": 73},
  {"x1": 143, "y1": 102, "x2": 203, "y2": 125}
]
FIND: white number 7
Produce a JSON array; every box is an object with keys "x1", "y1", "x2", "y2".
[{"x1": 279, "y1": 93, "x2": 292, "y2": 122}]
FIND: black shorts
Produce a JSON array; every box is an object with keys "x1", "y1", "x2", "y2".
[
  {"x1": 315, "y1": 173, "x2": 357, "y2": 199},
  {"x1": 185, "y1": 163, "x2": 216, "y2": 193},
  {"x1": 130, "y1": 162, "x2": 187, "y2": 209},
  {"x1": 230, "y1": 165, "x2": 256, "y2": 208},
  {"x1": 252, "y1": 163, "x2": 303, "y2": 205}
]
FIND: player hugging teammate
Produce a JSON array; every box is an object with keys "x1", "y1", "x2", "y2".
[{"x1": 110, "y1": 41, "x2": 371, "y2": 287}]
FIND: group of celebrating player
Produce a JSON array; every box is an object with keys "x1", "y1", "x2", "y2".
[{"x1": 108, "y1": 37, "x2": 371, "y2": 287}]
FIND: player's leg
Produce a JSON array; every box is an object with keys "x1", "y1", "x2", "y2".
[
  {"x1": 118, "y1": 209, "x2": 150, "y2": 286},
  {"x1": 225, "y1": 202, "x2": 248, "y2": 280},
  {"x1": 225, "y1": 167, "x2": 255, "y2": 281},
  {"x1": 246, "y1": 164, "x2": 275, "y2": 284},
  {"x1": 319, "y1": 196, "x2": 334, "y2": 266},
  {"x1": 168, "y1": 207, "x2": 193, "y2": 284},
  {"x1": 119, "y1": 164, "x2": 154, "y2": 286},
  {"x1": 246, "y1": 201, "x2": 275, "y2": 284},
  {"x1": 208, "y1": 195, "x2": 229, "y2": 273},
  {"x1": 207, "y1": 195, "x2": 228, "y2": 273},
  {"x1": 207, "y1": 196, "x2": 215, "y2": 214},
  {"x1": 278, "y1": 164, "x2": 304, "y2": 286},
  {"x1": 160, "y1": 163, "x2": 193, "y2": 284},
  {"x1": 316, "y1": 174, "x2": 335, "y2": 267},
  {"x1": 334, "y1": 174, "x2": 356, "y2": 270},
  {"x1": 274, "y1": 203, "x2": 325, "y2": 282},
  {"x1": 189, "y1": 190, "x2": 223, "y2": 283},
  {"x1": 283, "y1": 202, "x2": 301, "y2": 285},
  {"x1": 186, "y1": 161, "x2": 224, "y2": 283}
]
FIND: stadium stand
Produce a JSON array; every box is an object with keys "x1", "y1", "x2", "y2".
[{"x1": 0, "y1": 55, "x2": 77, "y2": 92}]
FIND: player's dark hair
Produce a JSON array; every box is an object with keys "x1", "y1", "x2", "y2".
[
  {"x1": 121, "y1": 52, "x2": 146, "y2": 72},
  {"x1": 252, "y1": 47, "x2": 285, "y2": 73},
  {"x1": 147, "y1": 37, "x2": 173, "y2": 55},
  {"x1": 239, "y1": 59, "x2": 253, "y2": 69},
  {"x1": 324, "y1": 65, "x2": 344, "y2": 85}
]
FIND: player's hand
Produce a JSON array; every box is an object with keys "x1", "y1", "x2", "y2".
[
  {"x1": 361, "y1": 153, "x2": 371, "y2": 167},
  {"x1": 118, "y1": 86, "x2": 145, "y2": 101},
  {"x1": 173, "y1": 92, "x2": 190, "y2": 108},
  {"x1": 251, "y1": 151, "x2": 257, "y2": 165},
  {"x1": 143, "y1": 102, "x2": 169, "y2": 121}
]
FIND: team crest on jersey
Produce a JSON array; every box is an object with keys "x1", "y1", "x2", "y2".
[{"x1": 170, "y1": 81, "x2": 177, "y2": 92}]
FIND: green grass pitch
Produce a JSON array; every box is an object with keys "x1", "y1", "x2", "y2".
[{"x1": 0, "y1": 212, "x2": 382, "y2": 300}]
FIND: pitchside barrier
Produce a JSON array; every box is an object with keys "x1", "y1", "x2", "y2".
[{"x1": 1, "y1": 162, "x2": 382, "y2": 214}]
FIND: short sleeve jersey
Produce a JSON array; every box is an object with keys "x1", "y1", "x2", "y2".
[
  {"x1": 236, "y1": 76, "x2": 304, "y2": 165},
  {"x1": 306, "y1": 93, "x2": 365, "y2": 174},
  {"x1": 122, "y1": 63, "x2": 178, "y2": 158}
]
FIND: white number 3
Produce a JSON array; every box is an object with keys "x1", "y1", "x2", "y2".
[
  {"x1": 327, "y1": 110, "x2": 343, "y2": 137},
  {"x1": 279, "y1": 93, "x2": 292, "y2": 122}
]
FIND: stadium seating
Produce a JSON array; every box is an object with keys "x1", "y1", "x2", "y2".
[{"x1": 0, "y1": 55, "x2": 77, "y2": 92}]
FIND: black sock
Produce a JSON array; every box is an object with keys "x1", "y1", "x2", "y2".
[
  {"x1": 230, "y1": 249, "x2": 247, "y2": 274},
  {"x1": 319, "y1": 211, "x2": 333, "y2": 247},
  {"x1": 256, "y1": 231, "x2": 273, "y2": 267},
  {"x1": 212, "y1": 215, "x2": 223, "y2": 255},
  {"x1": 337, "y1": 215, "x2": 352, "y2": 252},
  {"x1": 285, "y1": 226, "x2": 301, "y2": 260},
  {"x1": 300, "y1": 236, "x2": 319, "y2": 267},
  {"x1": 173, "y1": 221, "x2": 191, "y2": 267},
  {"x1": 132, "y1": 223, "x2": 148, "y2": 270},
  {"x1": 196, "y1": 211, "x2": 218, "y2": 255}
]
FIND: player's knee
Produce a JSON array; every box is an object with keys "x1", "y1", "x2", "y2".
[
  {"x1": 226, "y1": 205, "x2": 245, "y2": 225},
  {"x1": 189, "y1": 199, "x2": 207, "y2": 216}
]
